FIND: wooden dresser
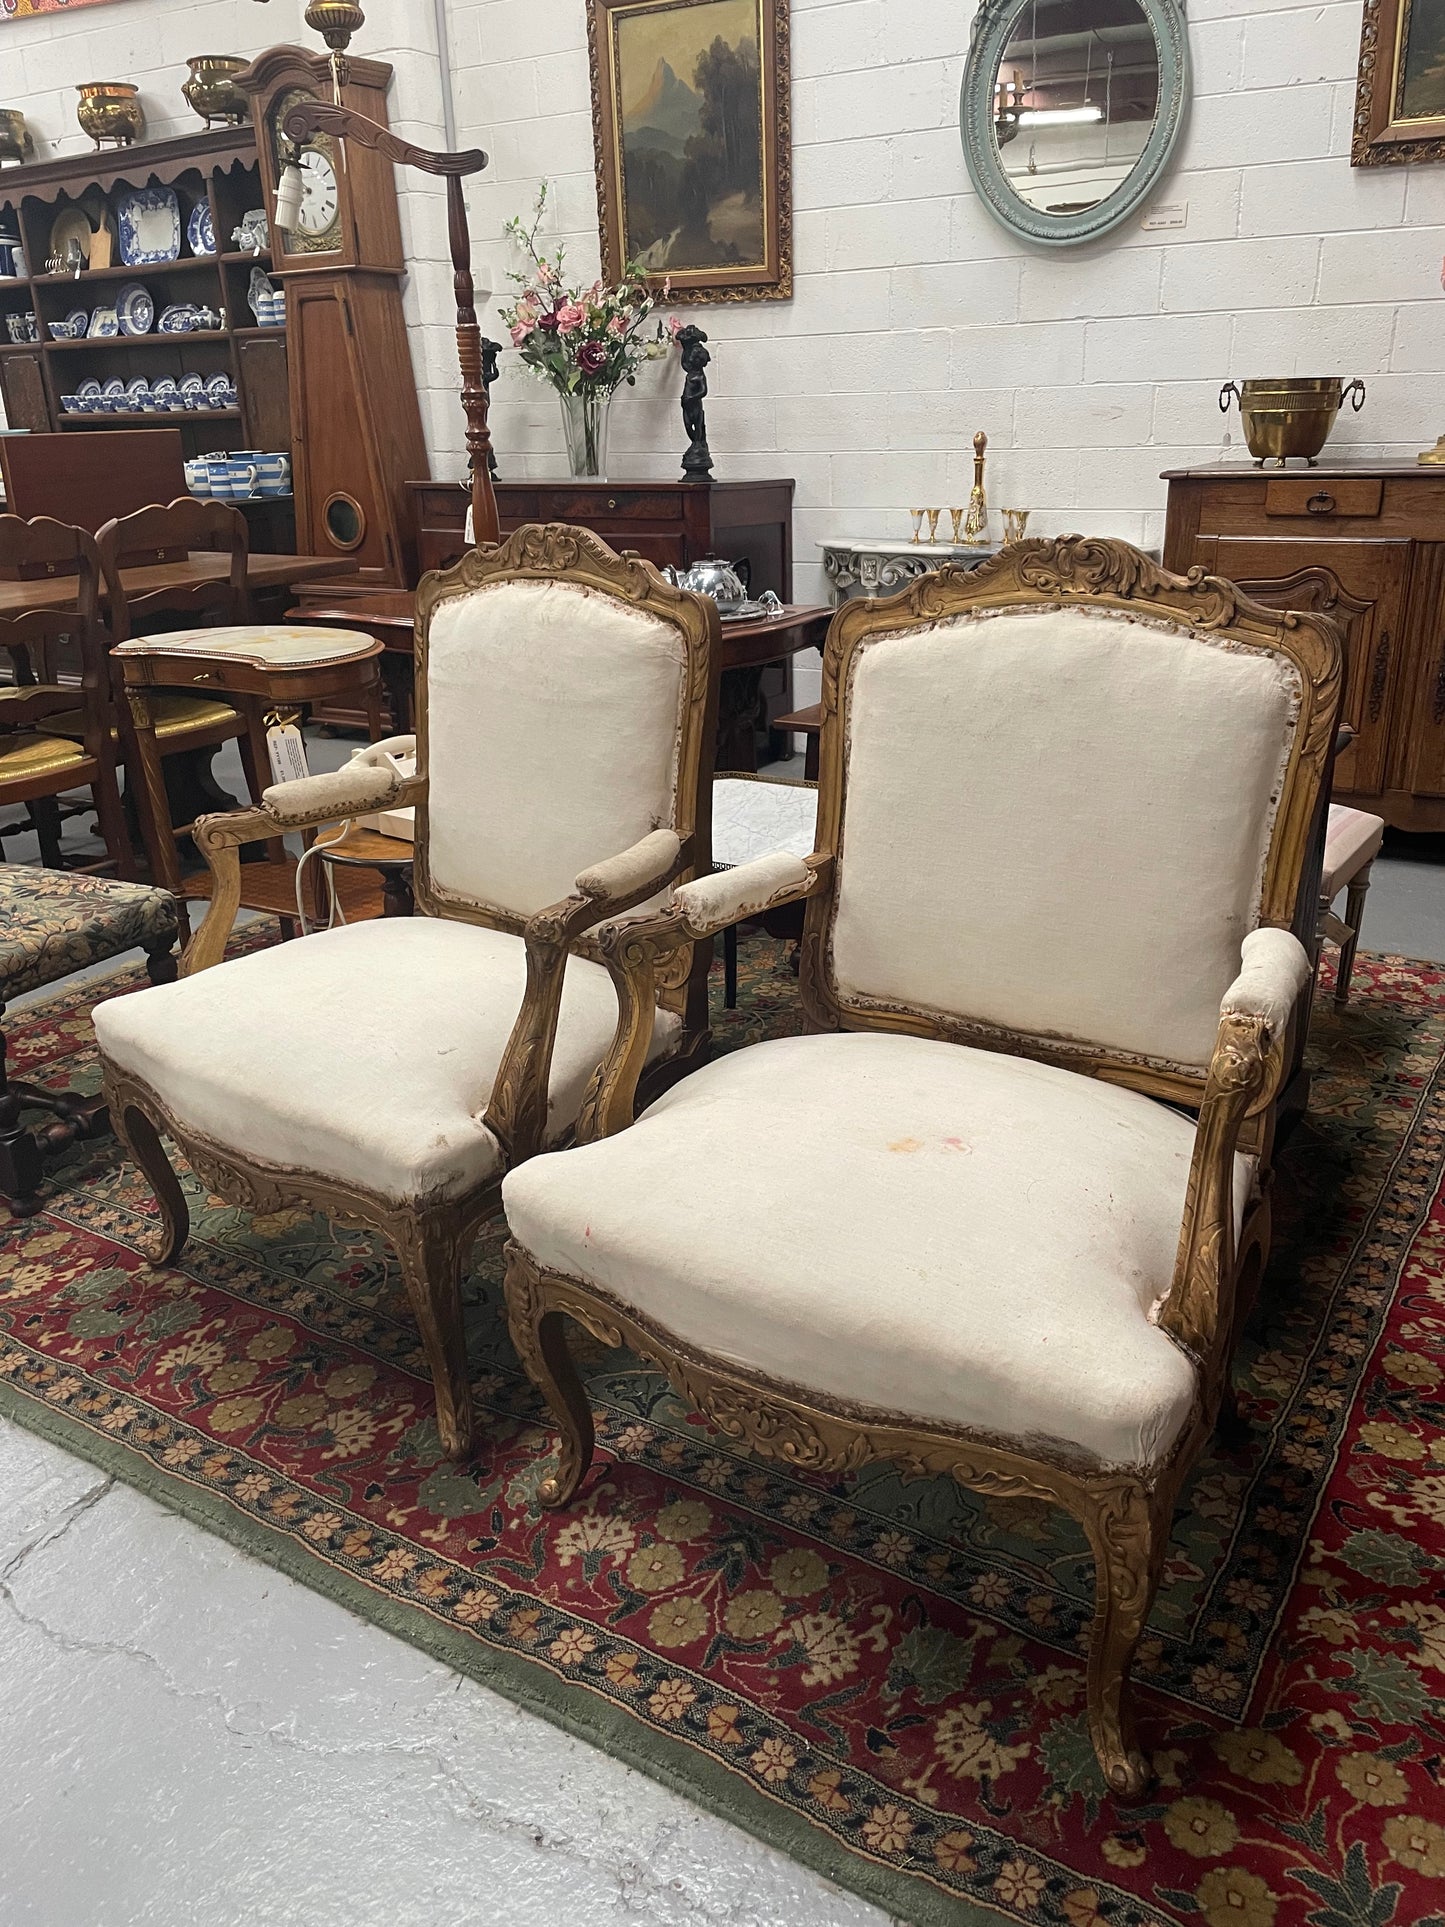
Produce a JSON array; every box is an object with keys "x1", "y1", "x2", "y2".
[
  {"x1": 1162, "y1": 463, "x2": 1445, "y2": 830},
  {"x1": 407, "y1": 476, "x2": 795, "y2": 597}
]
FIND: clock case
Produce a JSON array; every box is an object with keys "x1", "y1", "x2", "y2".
[{"x1": 235, "y1": 46, "x2": 427, "y2": 584}]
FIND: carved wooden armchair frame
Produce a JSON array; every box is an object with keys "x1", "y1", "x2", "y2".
[
  {"x1": 101, "y1": 523, "x2": 719, "y2": 1461},
  {"x1": 503, "y1": 535, "x2": 1341, "y2": 1797}
]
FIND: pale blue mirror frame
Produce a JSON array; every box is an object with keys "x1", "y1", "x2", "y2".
[{"x1": 960, "y1": 0, "x2": 1190, "y2": 247}]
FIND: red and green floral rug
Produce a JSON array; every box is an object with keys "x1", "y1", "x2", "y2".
[{"x1": 4, "y1": 939, "x2": 1445, "y2": 1927}]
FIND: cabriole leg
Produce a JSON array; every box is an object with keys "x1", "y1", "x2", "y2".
[
  {"x1": 396, "y1": 1216, "x2": 475, "y2": 1462},
  {"x1": 503, "y1": 1244, "x2": 596, "y2": 1508}
]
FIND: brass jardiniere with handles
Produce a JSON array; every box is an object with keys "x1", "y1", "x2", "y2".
[{"x1": 1220, "y1": 376, "x2": 1365, "y2": 467}]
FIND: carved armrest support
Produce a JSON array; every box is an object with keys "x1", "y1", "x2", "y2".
[
  {"x1": 484, "y1": 828, "x2": 690, "y2": 1164},
  {"x1": 574, "y1": 851, "x2": 833, "y2": 1146},
  {"x1": 182, "y1": 761, "x2": 426, "y2": 977},
  {"x1": 1154, "y1": 928, "x2": 1310, "y2": 1375}
]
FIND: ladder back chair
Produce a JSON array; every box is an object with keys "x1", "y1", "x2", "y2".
[{"x1": 0, "y1": 515, "x2": 132, "y2": 876}]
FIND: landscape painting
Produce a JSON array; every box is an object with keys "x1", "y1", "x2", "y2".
[
  {"x1": 1353, "y1": 0, "x2": 1445, "y2": 163},
  {"x1": 589, "y1": 0, "x2": 792, "y2": 302},
  {"x1": 1398, "y1": 0, "x2": 1445, "y2": 118}
]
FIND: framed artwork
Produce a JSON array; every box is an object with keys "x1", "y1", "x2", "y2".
[
  {"x1": 587, "y1": 0, "x2": 792, "y2": 303},
  {"x1": 1353, "y1": 0, "x2": 1445, "y2": 164},
  {"x1": 2, "y1": 0, "x2": 124, "y2": 16}
]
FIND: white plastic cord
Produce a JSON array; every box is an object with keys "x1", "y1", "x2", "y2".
[{"x1": 294, "y1": 819, "x2": 355, "y2": 936}]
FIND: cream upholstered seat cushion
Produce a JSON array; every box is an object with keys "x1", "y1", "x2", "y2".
[
  {"x1": 94, "y1": 918, "x2": 680, "y2": 1206},
  {"x1": 830, "y1": 605, "x2": 1300, "y2": 1071},
  {"x1": 1322, "y1": 804, "x2": 1385, "y2": 899},
  {"x1": 504, "y1": 1031, "x2": 1255, "y2": 1471}
]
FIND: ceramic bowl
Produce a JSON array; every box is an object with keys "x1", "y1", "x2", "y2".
[{"x1": 47, "y1": 319, "x2": 82, "y2": 340}]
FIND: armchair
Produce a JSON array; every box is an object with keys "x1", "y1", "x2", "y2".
[
  {"x1": 92, "y1": 524, "x2": 719, "y2": 1460},
  {"x1": 500, "y1": 536, "x2": 1341, "y2": 1799}
]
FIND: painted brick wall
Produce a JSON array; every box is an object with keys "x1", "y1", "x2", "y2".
[{"x1": 6, "y1": 0, "x2": 1444, "y2": 695}]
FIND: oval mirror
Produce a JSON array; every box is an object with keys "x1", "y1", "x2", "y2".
[{"x1": 961, "y1": 0, "x2": 1188, "y2": 246}]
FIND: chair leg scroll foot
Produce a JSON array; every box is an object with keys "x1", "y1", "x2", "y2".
[
  {"x1": 113, "y1": 1101, "x2": 189, "y2": 1265},
  {"x1": 1081, "y1": 1477, "x2": 1165, "y2": 1803},
  {"x1": 504, "y1": 1243, "x2": 595, "y2": 1508},
  {"x1": 396, "y1": 1218, "x2": 475, "y2": 1463}
]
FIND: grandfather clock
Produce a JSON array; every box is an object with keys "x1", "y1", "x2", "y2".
[{"x1": 237, "y1": 44, "x2": 427, "y2": 583}]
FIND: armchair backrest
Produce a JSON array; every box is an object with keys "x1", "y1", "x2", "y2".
[
  {"x1": 803, "y1": 537, "x2": 1341, "y2": 1091},
  {"x1": 412, "y1": 523, "x2": 718, "y2": 930},
  {"x1": 97, "y1": 498, "x2": 250, "y2": 641}
]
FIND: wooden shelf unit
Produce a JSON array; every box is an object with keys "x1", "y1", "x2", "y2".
[{"x1": 0, "y1": 127, "x2": 289, "y2": 464}]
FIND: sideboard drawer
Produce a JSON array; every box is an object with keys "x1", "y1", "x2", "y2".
[
  {"x1": 1264, "y1": 477, "x2": 1383, "y2": 520},
  {"x1": 535, "y1": 487, "x2": 686, "y2": 523}
]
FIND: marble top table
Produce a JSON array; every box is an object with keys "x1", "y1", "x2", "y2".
[{"x1": 817, "y1": 538, "x2": 1000, "y2": 602}]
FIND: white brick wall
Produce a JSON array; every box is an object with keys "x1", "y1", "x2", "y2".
[{"x1": 5, "y1": 0, "x2": 1443, "y2": 706}]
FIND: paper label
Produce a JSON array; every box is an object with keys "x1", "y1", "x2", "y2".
[
  {"x1": 1141, "y1": 201, "x2": 1188, "y2": 231},
  {"x1": 266, "y1": 722, "x2": 310, "y2": 788}
]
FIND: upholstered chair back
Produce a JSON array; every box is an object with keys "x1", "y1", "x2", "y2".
[
  {"x1": 412, "y1": 523, "x2": 717, "y2": 929},
  {"x1": 809, "y1": 539, "x2": 1340, "y2": 1081}
]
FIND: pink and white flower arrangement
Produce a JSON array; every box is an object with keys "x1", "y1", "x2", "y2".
[{"x1": 500, "y1": 183, "x2": 675, "y2": 400}]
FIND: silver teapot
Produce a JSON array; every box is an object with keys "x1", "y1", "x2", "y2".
[{"x1": 663, "y1": 555, "x2": 750, "y2": 610}]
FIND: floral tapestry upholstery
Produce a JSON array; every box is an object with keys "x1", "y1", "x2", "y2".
[{"x1": 0, "y1": 866, "x2": 177, "y2": 1006}]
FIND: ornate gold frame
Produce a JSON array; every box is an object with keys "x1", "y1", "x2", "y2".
[
  {"x1": 1352, "y1": 0, "x2": 1445, "y2": 166},
  {"x1": 587, "y1": 0, "x2": 793, "y2": 303},
  {"x1": 101, "y1": 523, "x2": 719, "y2": 1462},
  {"x1": 502, "y1": 535, "x2": 1342, "y2": 1798}
]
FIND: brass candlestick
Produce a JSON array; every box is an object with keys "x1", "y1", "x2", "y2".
[
  {"x1": 1419, "y1": 434, "x2": 1445, "y2": 466},
  {"x1": 962, "y1": 430, "x2": 989, "y2": 546}
]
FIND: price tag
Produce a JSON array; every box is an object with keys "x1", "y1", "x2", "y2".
[{"x1": 266, "y1": 721, "x2": 310, "y2": 787}]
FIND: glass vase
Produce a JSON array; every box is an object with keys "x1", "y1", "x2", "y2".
[{"x1": 558, "y1": 387, "x2": 613, "y2": 479}]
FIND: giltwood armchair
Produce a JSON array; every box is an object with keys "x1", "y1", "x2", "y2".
[
  {"x1": 500, "y1": 536, "x2": 1342, "y2": 1799},
  {"x1": 92, "y1": 524, "x2": 719, "y2": 1461}
]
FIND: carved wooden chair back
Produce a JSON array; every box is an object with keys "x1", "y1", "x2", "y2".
[
  {"x1": 0, "y1": 515, "x2": 132, "y2": 873},
  {"x1": 412, "y1": 523, "x2": 720, "y2": 1040},
  {"x1": 802, "y1": 537, "x2": 1342, "y2": 1116},
  {"x1": 97, "y1": 498, "x2": 251, "y2": 640}
]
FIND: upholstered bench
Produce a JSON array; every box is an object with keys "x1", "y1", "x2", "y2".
[
  {"x1": 712, "y1": 775, "x2": 818, "y2": 1007},
  {"x1": 1319, "y1": 803, "x2": 1385, "y2": 1006},
  {"x1": 1, "y1": 865, "x2": 181, "y2": 1216}
]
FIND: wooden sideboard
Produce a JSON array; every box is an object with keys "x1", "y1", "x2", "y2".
[
  {"x1": 407, "y1": 477, "x2": 795, "y2": 597},
  {"x1": 1163, "y1": 463, "x2": 1445, "y2": 830}
]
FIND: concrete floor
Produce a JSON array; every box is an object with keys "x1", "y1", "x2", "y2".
[{"x1": 3, "y1": 741, "x2": 1443, "y2": 1926}]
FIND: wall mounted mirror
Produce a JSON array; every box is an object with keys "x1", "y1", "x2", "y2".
[{"x1": 960, "y1": 0, "x2": 1189, "y2": 247}]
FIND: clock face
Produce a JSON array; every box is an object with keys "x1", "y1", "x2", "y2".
[
  {"x1": 271, "y1": 88, "x2": 343, "y2": 254},
  {"x1": 297, "y1": 149, "x2": 339, "y2": 237}
]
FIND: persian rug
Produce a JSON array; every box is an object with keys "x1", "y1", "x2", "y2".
[{"x1": 4, "y1": 939, "x2": 1445, "y2": 1927}]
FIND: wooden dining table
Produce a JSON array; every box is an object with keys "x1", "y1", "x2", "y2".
[
  {"x1": 0, "y1": 552, "x2": 353, "y2": 619},
  {"x1": 288, "y1": 582, "x2": 832, "y2": 767}
]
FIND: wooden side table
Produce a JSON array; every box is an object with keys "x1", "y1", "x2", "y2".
[
  {"x1": 112, "y1": 625, "x2": 386, "y2": 930},
  {"x1": 314, "y1": 826, "x2": 415, "y2": 918}
]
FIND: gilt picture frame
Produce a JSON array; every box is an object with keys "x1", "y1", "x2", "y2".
[
  {"x1": 1353, "y1": 0, "x2": 1445, "y2": 165},
  {"x1": 587, "y1": 0, "x2": 792, "y2": 303}
]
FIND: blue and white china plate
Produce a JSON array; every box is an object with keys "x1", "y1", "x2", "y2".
[
  {"x1": 158, "y1": 303, "x2": 195, "y2": 334},
  {"x1": 77, "y1": 378, "x2": 102, "y2": 402},
  {"x1": 186, "y1": 202, "x2": 215, "y2": 258},
  {"x1": 88, "y1": 307, "x2": 119, "y2": 338},
  {"x1": 64, "y1": 307, "x2": 87, "y2": 333},
  {"x1": 101, "y1": 380, "x2": 126, "y2": 411},
  {"x1": 151, "y1": 377, "x2": 180, "y2": 410},
  {"x1": 115, "y1": 185, "x2": 181, "y2": 267},
  {"x1": 179, "y1": 373, "x2": 205, "y2": 407},
  {"x1": 116, "y1": 281, "x2": 153, "y2": 337},
  {"x1": 124, "y1": 377, "x2": 149, "y2": 411},
  {"x1": 204, "y1": 371, "x2": 233, "y2": 408}
]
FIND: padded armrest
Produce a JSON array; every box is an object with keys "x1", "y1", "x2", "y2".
[
  {"x1": 667, "y1": 852, "x2": 815, "y2": 938},
  {"x1": 1220, "y1": 927, "x2": 1312, "y2": 1039},
  {"x1": 260, "y1": 762, "x2": 407, "y2": 828},
  {"x1": 576, "y1": 828, "x2": 681, "y2": 901}
]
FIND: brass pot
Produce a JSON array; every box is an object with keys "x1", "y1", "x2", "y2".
[
  {"x1": 1219, "y1": 376, "x2": 1365, "y2": 467},
  {"x1": 76, "y1": 81, "x2": 144, "y2": 150},
  {"x1": 0, "y1": 108, "x2": 33, "y2": 167},
  {"x1": 182, "y1": 56, "x2": 250, "y2": 130}
]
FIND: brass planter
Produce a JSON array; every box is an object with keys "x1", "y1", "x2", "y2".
[
  {"x1": 1220, "y1": 377, "x2": 1366, "y2": 467},
  {"x1": 76, "y1": 82, "x2": 144, "y2": 150},
  {"x1": 182, "y1": 56, "x2": 249, "y2": 130}
]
